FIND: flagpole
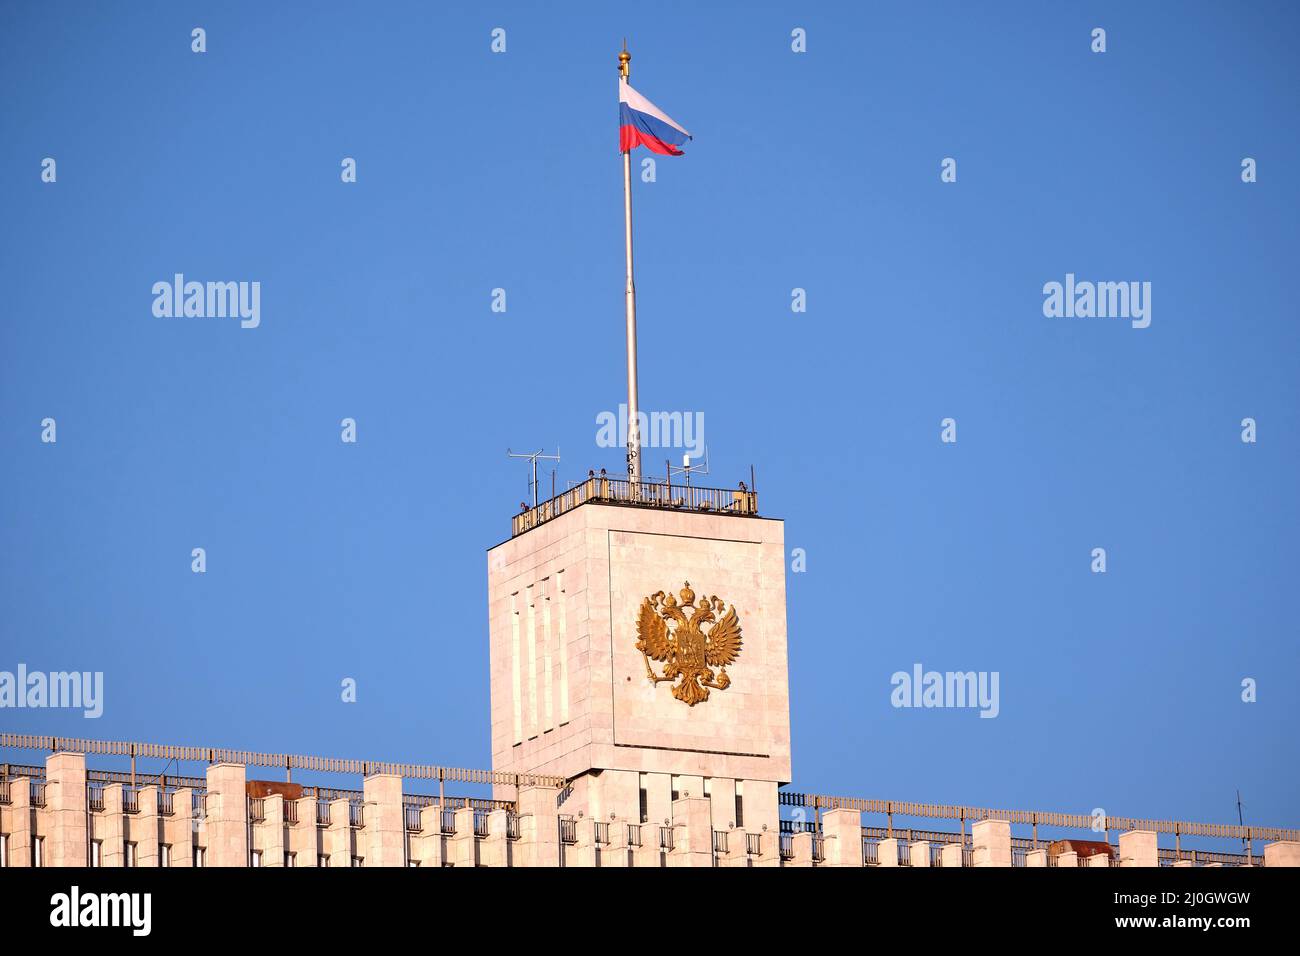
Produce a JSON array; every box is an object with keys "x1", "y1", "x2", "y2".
[{"x1": 619, "y1": 44, "x2": 642, "y2": 490}]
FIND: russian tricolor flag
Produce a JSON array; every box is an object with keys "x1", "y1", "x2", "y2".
[{"x1": 619, "y1": 80, "x2": 691, "y2": 156}]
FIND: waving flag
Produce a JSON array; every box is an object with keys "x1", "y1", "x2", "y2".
[{"x1": 619, "y1": 81, "x2": 692, "y2": 155}]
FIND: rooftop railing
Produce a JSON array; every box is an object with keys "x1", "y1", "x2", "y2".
[
  {"x1": 594, "y1": 821, "x2": 610, "y2": 845},
  {"x1": 659, "y1": 825, "x2": 675, "y2": 852},
  {"x1": 626, "y1": 823, "x2": 642, "y2": 848},
  {"x1": 284, "y1": 800, "x2": 298, "y2": 825},
  {"x1": 249, "y1": 798, "x2": 266, "y2": 822},
  {"x1": 712, "y1": 830, "x2": 728, "y2": 855},
  {"x1": 746, "y1": 832, "x2": 762, "y2": 856},
  {"x1": 559, "y1": 817, "x2": 577, "y2": 845},
  {"x1": 779, "y1": 791, "x2": 1300, "y2": 845},
  {"x1": 507, "y1": 812, "x2": 521, "y2": 840},
  {"x1": 511, "y1": 476, "x2": 758, "y2": 537},
  {"x1": 0, "y1": 732, "x2": 566, "y2": 789},
  {"x1": 863, "y1": 837, "x2": 878, "y2": 865},
  {"x1": 122, "y1": 787, "x2": 138, "y2": 814},
  {"x1": 30, "y1": 781, "x2": 47, "y2": 807}
]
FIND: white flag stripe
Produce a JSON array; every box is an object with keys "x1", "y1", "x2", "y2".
[{"x1": 619, "y1": 80, "x2": 691, "y2": 138}]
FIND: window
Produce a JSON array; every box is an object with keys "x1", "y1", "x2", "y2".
[
  {"x1": 160, "y1": 844, "x2": 172, "y2": 868},
  {"x1": 638, "y1": 774, "x2": 648, "y2": 824},
  {"x1": 250, "y1": 850, "x2": 262, "y2": 868},
  {"x1": 193, "y1": 846, "x2": 206, "y2": 868},
  {"x1": 0, "y1": 833, "x2": 8, "y2": 867},
  {"x1": 735, "y1": 782, "x2": 745, "y2": 829},
  {"x1": 318, "y1": 854, "x2": 329, "y2": 867},
  {"x1": 32, "y1": 836, "x2": 45, "y2": 868},
  {"x1": 125, "y1": 842, "x2": 137, "y2": 868},
  {"x1": 703, "y1": 778, "x2": 712, "y2": 798},
  {"x1": 670, "y1": 775, "x2": 680, "y2": 803},
  {"x1": 284, "y1": 851, "x2": 296, "y2": 867},
  {"x1": 91, "y1": 840, "x2": 102, "y2": 867},
  {"x1": 351, "y1": 856, "x2": 364, "y2": 867},
  {"x1": 408, "y1": 859, "x2": 421, "y2": 868}
]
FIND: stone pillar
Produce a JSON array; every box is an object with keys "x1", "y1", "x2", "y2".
[
  {"x1": 972, "y1": 819, "x2": 1011, "y2": 867},
  {"x1": 709, "y1": 779, "x2": 738, "y2": 830},
  {"x1": 668, "y1": 796, "x2": 713, "y2": 868},
  {"x1": 136, "y1": 785, "x2": 160, "y2": 867},
  {"x1": 7, "y1": 776, "x2": 32, "y2": 867},
  {"x1": 744, "y1": 780, "x2": 780, "y2": 836},
  {"x1": 910, "y1": 840, "x2": 931, "y2": 867},
  {"x1": 821, "y1": 809, "x2": 863, "y2": 867},
  {"x1": 598, "y1": 817, "x2": 627, "y2": 868},
  {"x1": 939, "y1": 843, "x2": 962, "y2": 868},
  {"x1": 1265, "y1": 842, "x2": 1300, "y2": 867},
  {"x1": 631, "y1": 824, "x2": 660, "y2": 867},
  {"x1": 1119, "y1": 830, "x2": 1158, "y2": 867},
  {"x1": 258, "y1": 794, "x2": 286, "y2": 867},
  {"x1": 45, "y1": 752, "x2": 88, "y2": 867},
  {"x1": 1056, "y1": 850, "x2": 1078, "y2": 868},
  {"x1": 99, "y1": 783, "x2": 125, "y2": 866},
  {"x1": 451, "y1": 806, "x2": 476, "y2": 867},
  {"x1": 717, "y1": 827, "x2": 747, "y2": 867},
  {"x1": 877, "y1": 836, "x2": 900, "y2": 867},
  {"x1": 286, "y1": 796, "x2": 317, "y2": 867},
  {"x1": 1025, "y1": 848, "x2": 1047, "y2": 867},
  {"x1": 205, "y1": 763, "x2": 248, "y2": 867},
  {"x1": 326, "y1": 798, "x2": 352, "y2": 867},
  {"x1": 361, "y1": 774, "x2": 404, "y2": 867},
  {"x1": 412, "y1": 805, "x2": 445, "y2": 867},
  {"x1": 165, "y1": 787, "x2": 193, "y2": 867},
  {"x1": 570, "y1": 817, "x2": 598, "y2": 867},
  {"x1": 480, "y1": 808, "x2": 510, "y2": 867},
  {"x1": 516, "y1": 785, "x2": 561, "y2": 868}
]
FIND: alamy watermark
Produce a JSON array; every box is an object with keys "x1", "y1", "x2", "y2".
[
  {"x1": 595, "y1": 403, "x2": 704, "y2": 459},
  {"x1": 890, "y1": 663, "x2": 999, "y2": 718},
  {"x1": 152, "y1": 274, "x2": 260, "y2": 329},
  {"x1": 0, "y1": 664, "x2": 103, "y2": 718},
  {"x1": 1042, "y1": 273, "x2": 1151, "y2": 329}
]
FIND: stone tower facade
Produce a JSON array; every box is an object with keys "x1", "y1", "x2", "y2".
[{"x1": 486, "y1": 494, "x2": 790, "y2": 835}]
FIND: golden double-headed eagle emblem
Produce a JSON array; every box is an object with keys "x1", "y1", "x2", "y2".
[{"x1": 635, "y1": 581, "x2": 743, "y2": 706}]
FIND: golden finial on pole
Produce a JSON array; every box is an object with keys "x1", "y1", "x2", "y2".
[{"x1": 619, "y1": 41, "x2": 630, "y2": 79}]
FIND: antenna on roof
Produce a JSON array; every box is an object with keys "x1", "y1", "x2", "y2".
[
  {"x1": 507, "y1": 448, "x2": 561, "y2": 508},
  {"x1": 1237, "y1": 789, "x2": 1247, "y2": 852},
  {"x1": 667, "y1": 447, "x2": 709, "y2": 487}
]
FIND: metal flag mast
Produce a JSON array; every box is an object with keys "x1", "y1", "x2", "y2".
[{"x1": 619, "y1": 42, "x2": 642, "y2": 490}]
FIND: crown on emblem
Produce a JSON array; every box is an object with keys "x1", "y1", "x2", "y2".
[{"x1": 678, "y1": 581, "x2": 695, "y2": 607}]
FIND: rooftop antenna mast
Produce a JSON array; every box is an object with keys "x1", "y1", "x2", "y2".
[
  {"x1": 1237, "y1": 789, "x2": 1247, "y2": 852},
  {"x1": 507, "y1": 447, "x2": 560, "y2": 508},
  {"x1": 667, "y1": 447, "x2": 710, "y2": 487}
]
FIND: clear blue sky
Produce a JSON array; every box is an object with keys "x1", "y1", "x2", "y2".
[{"x1": 2, "y1": 1, "x2": 1297, "y2": 832}]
